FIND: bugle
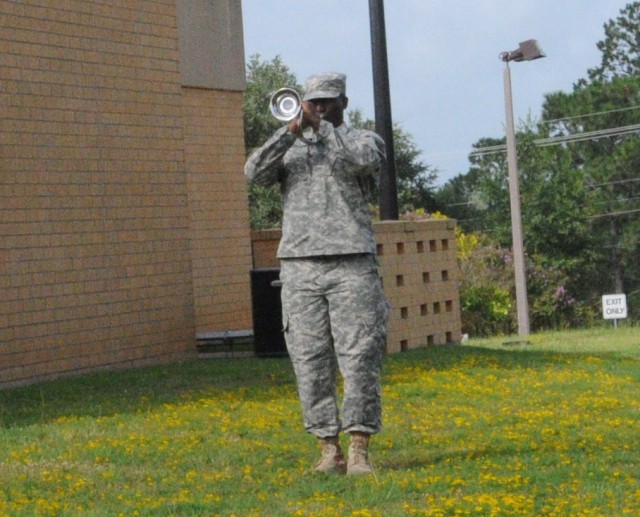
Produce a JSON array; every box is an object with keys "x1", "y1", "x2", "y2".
[{"x1": 269, "y1": 88, "x2": 302, "y2": 122}]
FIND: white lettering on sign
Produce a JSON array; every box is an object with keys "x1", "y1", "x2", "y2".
[{"x1": 602, "y1": 294, "x2": 627, "y2": 320}]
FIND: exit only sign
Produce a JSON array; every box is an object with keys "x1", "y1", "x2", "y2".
[{"x1": 602, "y1": 294, "x2": 627, "y2": 320}]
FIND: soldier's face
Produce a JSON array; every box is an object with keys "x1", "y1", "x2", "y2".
[{"x1": 308, "y1": 96, "x2": 348, "y2": 127}]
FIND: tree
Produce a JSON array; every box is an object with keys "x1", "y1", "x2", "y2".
[
  {"x1": 243, "y1": 55, "x2": 301, "y2": 229},
  {"x1": 243, "y1": 54, "x2": 302, "y2": 153},
  {"x1": 580, "y1": 1, "x2": 640, "y2": 310},
  {"x1": 542, "y1": 74, "x2": 640, "y2": 310},
  {"x1": 587, "y1": 1, "x2": 640, "y2": 81},
  {"x1": 433, "y1": 167, "x2": 485, "y2": 233},
  {"x1": 456, "y1": 230, "x2": 515, "y2": 336},
  {"x1": 348, "y1": 109, "x2": 438, "y2": 214}
]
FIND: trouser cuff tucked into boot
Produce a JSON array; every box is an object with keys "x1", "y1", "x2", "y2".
[
  {"x1": 314, "y1": 436, "x2": 347, "y2": 474},
  {"x1": 347, "y1": 432, "x2": 373, "y2": 476}
]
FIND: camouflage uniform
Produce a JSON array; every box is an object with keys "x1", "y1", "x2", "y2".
[{"x1": 244, "y1": 74, "x2": 388, "y2": 438}]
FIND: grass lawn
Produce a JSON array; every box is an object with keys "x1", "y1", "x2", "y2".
[{"x1": 1, "y1": 326, "x2": 639, "y2": 516}]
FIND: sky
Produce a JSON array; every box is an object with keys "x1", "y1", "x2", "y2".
[{"x1": 240, "y1": 0, "x2": 631, "y2": 186}]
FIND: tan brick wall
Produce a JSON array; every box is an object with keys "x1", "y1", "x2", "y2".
[
  {"x1": 182, "y1": 88, "x2": 253, "y2": 334},
  {"x1": 375, "y1": 220, "x2": 462, "y2": 352},
  {"x1": 0, "y1": 0, "x2": 254, "y2": 388},
  {"x1": 251, "y1": 229, "x2": 282, "y2": 269},
  {"x1": 250, "y1": 219, "x2": 462, "y2": 353}
]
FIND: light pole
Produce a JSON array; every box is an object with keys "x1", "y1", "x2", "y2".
[{"x1": 499, "y1": 39, "x2": 545, "y2": 337}]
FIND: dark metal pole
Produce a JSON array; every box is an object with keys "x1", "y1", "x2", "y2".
[{"x1": 368, "y1": 0, "x2": 398, "y2": 220}]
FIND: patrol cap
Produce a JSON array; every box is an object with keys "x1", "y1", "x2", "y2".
[{"x1": 303, "y1": 72, "x2": 347, "y2": 101}]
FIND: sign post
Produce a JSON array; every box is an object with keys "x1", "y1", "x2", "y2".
[{"x1": 602, "y1": 294, "x2": 627, "y2": 328}]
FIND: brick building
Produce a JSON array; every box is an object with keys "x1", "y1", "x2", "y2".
[{"x1": 1, "y1": 0, "x2": 252, "y2": 388}]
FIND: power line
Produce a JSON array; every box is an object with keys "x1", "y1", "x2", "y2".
[
  {"x1": 587, "y1": 177, "x2": 640, "y2": 188},
  {"x1": 536, "y1": 124, "x2": 640, "y2": 147},
  {"x1": 469, "y1": 123, "x2": 640, "y2": 158},
  {"x1": 446, "y1": 201, "x2": 475, "y2": 207},
  {"x1": 543, "y1": 105, "x2": 640, "y2": 126},
  {"x1": 591, "y1": 197, "x2": 640, "y2": 208},
  {"x1": 469, "y1": 144, "x2": 508, "y2": 157},
  {"x1": 587, "y1": 208, "x2": 640, "y2": 219},
  {"x1": 426, "y1": 106, "x2": 640, "y2": 166}
]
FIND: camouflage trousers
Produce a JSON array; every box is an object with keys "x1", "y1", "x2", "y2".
[{"x1": 280, "y1": 254, "x2": 389, "y2": 438}]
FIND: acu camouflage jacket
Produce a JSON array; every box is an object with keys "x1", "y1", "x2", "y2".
[{"x1": 244, "y1": 120, "x2": 386, "y2": 259}]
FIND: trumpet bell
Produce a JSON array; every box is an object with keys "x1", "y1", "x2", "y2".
[{"x1": 270, "y1": 88, "x2": 302, "y2": 122}]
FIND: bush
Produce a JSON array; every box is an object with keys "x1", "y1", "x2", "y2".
[
  {"x1": 456, "y1": 229, "x2": 516, "y2": 337},
  {"x1": 461, "y1": 284, "x2": 513, "y2": 336}
]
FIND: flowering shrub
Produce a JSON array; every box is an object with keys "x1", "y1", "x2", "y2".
[
  {"x1": 526, "y1": 255, "x2": 596, "y2": 330},
  {"x1": 461, "y1": 284, "x2": 512, "y2": 336},
  {"x1": 455, "y1": 230, "x2": 516, "y2": 336}
]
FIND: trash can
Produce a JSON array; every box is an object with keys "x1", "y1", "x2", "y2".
[{"x1": 250, "y1": 268, "x2": 288, "y2": 357}]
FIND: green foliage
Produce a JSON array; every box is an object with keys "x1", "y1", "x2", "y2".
[
  {"x1": 455, "y1": 230, "x2": 515, "y2": 336},
  {"x1": 349, "y1": 108, "x2": 439, "y2": 213},
  {"x1": 542, "y1": 75, "x2": 640, "y2": 314},
  {"x1": 526, "y1": 255, "x2": 593, "y2": 330},
  {"x1": 248, "y1": 184, "x2": 283, "y2": 230},
  {"x1": 243, "y1": 54, "x2": 302, "y2": 229},
  {"x1": 243, "y1": 54, "x2": 301, "y2": 153},
  {"x1": 586, "y1": 1, "x2": 640, "y2": 81},
  {"x1": 461, "y1": 284, "x2": 512, "y2": 336},
  {"x1": 433, "y1": 167, "x2": 485, "y2": 233}
]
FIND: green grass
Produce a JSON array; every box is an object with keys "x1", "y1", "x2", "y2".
[{"x1": 1, "y1": 326, "x2": 639, "y2": 516}]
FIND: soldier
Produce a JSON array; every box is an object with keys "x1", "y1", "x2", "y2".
[{"x1": 245, "y1": 72, "x2": 389, "y2": 476}]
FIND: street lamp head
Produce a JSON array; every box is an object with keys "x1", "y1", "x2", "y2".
[{"x1": 500, "y1": 39, "x2": 545, "y2": 63}]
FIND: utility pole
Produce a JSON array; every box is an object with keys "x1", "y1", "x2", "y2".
[{"x1": 368, "y1": 0, "x2": 398, "y2": 220}]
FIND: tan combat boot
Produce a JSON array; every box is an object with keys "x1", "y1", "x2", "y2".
[
  {"x1": 314, "y1": 436, "x2": 347, "y2": 474},
  {"x1": 347, "y1": 432, "x2": 373, "y2": 476}
]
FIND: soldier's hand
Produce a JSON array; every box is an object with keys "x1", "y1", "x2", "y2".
[
  {"x1": 300, "y1": 101, "x2": 321, "y2": 132},
  {"x1": 287, "y1": 102, "x2": 320, "y2": 135}
]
